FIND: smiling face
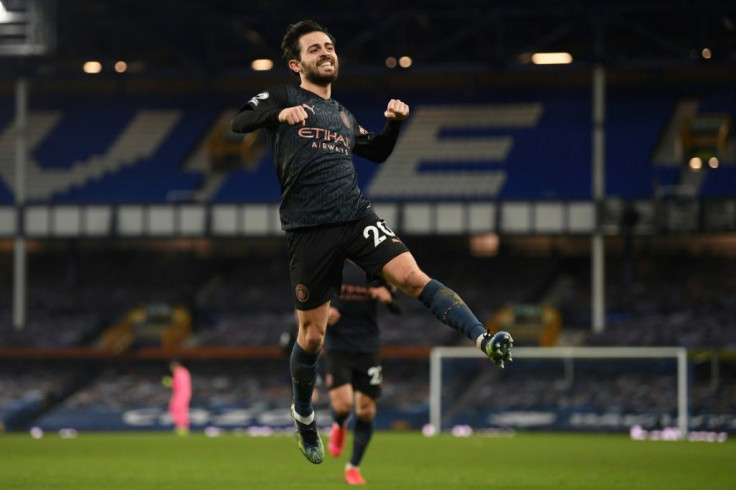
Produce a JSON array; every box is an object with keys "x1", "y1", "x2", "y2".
[{"x1": 292, "y1": 30, "x2": 338, "y2": 86}]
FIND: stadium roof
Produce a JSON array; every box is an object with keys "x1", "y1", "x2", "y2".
[{"x1": 0, "y1": 0, "x2": 735, "y2": 81}]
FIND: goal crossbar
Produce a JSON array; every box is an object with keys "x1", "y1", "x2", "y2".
[{"x1": 429, "y1": 346, "x2": 689, "y2": 435}]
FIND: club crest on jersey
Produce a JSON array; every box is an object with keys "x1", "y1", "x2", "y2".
[
  {"x1": 248, "y1": 92, "x2": 270, "y2": 107},
  {"x1": 340, "y1": 111, "x2": 351, "y2": 129},
  {"x1": 295, "y1": 284, "x2": 310, "y2": 303}
]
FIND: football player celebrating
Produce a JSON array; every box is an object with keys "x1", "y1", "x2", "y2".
[{"x1": 231, "y1": 19, "x2": 513, "y2": 465}]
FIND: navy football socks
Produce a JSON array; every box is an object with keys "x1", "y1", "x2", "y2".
[
  {"x1": 419, "y1": 279, "x2": 486, "y2": 341},
  {"x1": 350, "y1": 418, "x2": 373, "y2": 467},
  {"x1": 290, "y1": 342, "x2": 320, "y2": 418},
  {"x1": 332, "y1": 409, "x2": 349, "y2": 427}
]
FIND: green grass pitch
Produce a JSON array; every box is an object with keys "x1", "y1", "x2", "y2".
[{"x1": 1, "y1": 431, "x2": 734, "y2": 489}]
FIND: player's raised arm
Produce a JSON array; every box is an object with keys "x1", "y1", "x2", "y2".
[
  {"x1": 383, "y1": 98, "x2": 410, "y2": 121},
  {"x1": 352, "y1": 98, "x2": 410, "y2": 163},
  {"x1": 231, "y1": 85, "x2": 289, "y2": 134}
]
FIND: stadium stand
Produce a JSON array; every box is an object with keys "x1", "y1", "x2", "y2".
[
  {"x1": 1, "y1": 245, "x2": 735, "y2": 432},
  {"x1": 1, "y1": 243, "x2": 735, "y2": 350},
  {"x1": 0, "y1": 80, "x2": 734, "y2": 434},
  {"x1": 0, "y1": 99, "x2": 218, "y2": 203},
  {"x1": 0, "y1": 244, "x2": 562, "y2": 349},
  {"x1": 555, "y1": 256, "x2": 736, "y2": 349},
  {"x1": 0, "y1": 86, "x2": 733, "y2": 205}
]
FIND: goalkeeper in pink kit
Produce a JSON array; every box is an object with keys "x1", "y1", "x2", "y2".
[{"x1": 163, "y1": 360, "x2": 191, "y2": 435}]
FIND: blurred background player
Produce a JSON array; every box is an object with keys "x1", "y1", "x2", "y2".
[
  {"x1": 162, "y1": 360, "x2": 192, "y2": 436},
  {"x1": 325, "y1": 260, "x2": 402, "y2": 485}
]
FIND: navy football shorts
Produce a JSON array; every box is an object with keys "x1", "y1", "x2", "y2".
[
  {"x1": 325, "y1": 349, "x2": 382, "y2": 399},
  {"x1": 286, "y1": 212, "x2": 409, "y2": 310}
]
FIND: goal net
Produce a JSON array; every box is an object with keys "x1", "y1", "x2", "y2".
[{"x1": 429, "y1": 346, "x2": 688, "y2": 435}]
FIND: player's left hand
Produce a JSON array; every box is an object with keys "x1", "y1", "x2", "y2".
[{"x1": 384, "y1": 99, "x2": 410, "y2": 121}]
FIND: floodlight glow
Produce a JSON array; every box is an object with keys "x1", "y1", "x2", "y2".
[
  {"x1": 385, "y1": 56, "x2": 397, "y2": 68},
  {"x1": 701, "y1": 48, "x2": 712, "y2": 59},
  {"x1": 708, "y1": 156, "x2": 719, "y2": 168},
  {"x1": 250, "y1": 59, "x2": 273, "y2": 71},
  {"x1": 399, "y1": 56, "x2": 413, "y2": 68},
  {"x1": 114, "y1": 61, "x2": 127, "y2": 73},
  {"x1": 83, "y1": 61, "x2": 102, "y2": 74},
  {"x1": 689, "y1": 157, "x2": 702, "y2": 170},
  {"x1": 531, "y1": 52, "x2": 573, "y2": 65}
]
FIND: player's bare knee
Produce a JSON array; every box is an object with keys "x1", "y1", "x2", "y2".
[
  {"x1": 356, "y1": 405, "x2": 376, "y2": 421},
  {"x1": 298, "y1": 322, "x2": 326, "y2": 352},
  {"x1": 332, "y1": 398, "x2": 352, "y2": 415},
  {"x1": 302, "y1": 334, "x2": 323, "y2": 353},
  {"x1": 399, "y1": 270, "x2": 430, "y2": 298}
]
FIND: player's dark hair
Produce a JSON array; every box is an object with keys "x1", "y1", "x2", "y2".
[{"x1": 281, "y1": 19, "x2": 335, "y2": 70}]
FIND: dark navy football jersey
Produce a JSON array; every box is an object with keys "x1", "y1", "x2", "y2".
[
  {"x1": 231, "y1": 84, "x2": 402, "y2": 230},
  {"x1": 325, "y1": 260, "x2": 381, "y2": 353}
]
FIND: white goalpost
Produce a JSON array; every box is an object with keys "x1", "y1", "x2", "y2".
[{"x1": 429, "y1": 346, "x2": 689, "y2": 435}]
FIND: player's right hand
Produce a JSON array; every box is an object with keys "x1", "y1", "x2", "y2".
[{"x1": 279, "y1": 105, "x2": 309, "y2": 125}]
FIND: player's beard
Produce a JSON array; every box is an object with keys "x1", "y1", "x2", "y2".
[{"x1": 304, "y1": 59, "x2": 338, "y2": 86}]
